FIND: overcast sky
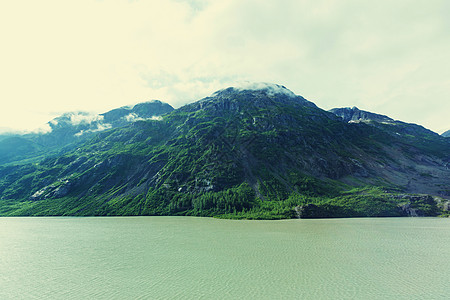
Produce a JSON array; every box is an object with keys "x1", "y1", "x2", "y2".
[{"x1": 1, "y1": 0, "x2": 449, "y2": 134}]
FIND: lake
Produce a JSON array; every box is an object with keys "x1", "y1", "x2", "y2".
[{"x1": 0, "y1": 217, "x2": 449, "y2": 299}]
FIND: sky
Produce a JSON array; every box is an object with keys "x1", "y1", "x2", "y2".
[{"x1": 1, "y1": 0, "x2": 449, "y2": 134}]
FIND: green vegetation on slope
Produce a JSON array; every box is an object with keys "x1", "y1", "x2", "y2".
[{"x1": 0, "y1": 86, "x2": 449, "y2": 218}]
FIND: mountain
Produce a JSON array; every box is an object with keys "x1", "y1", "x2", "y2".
[
  {"x1": 0, "y1": 84, "x2": 449, "y2": 218},
  {"x1": 329, "y1": 106, "x2": 442, "y2": 140},
  {"x1": 443, "y1": 130, "x2": 450, "y2": 137},
  {"x1": 33, "y1": 100, "x2": 174, "y2": 147},
  {"x1": 0, "y1": 136, "x2": 43, "y2": 164},
  {"x1": 0, "y1": 101, "x2": 174, "y2": 165},
  {"x1": 329, "y1": 106, "x2": 394, "y2": 124}
]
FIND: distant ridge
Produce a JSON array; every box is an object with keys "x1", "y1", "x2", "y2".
[
  {"x1": 442, "y1": 130, "x2": 450, "y2": 137},
  {"x1": 329, "y1": 106, "x2": 394, "y2": 124},
  {"x1": 329, "y1": 106, "x2": 441, "y2": 140},
  {"x1": 0, "y1": 101, "x2": 174, "y2": 164}
]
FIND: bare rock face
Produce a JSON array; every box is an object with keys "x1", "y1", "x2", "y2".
[
  {"x1": 329, "y1": 107, "x2": 394, "y2": 124},
  {"x1": 30, "y1": 179, "x2": 73, "y2": 201},
  {"x1": 329, "y1": 107, "x2": 442, "y2": 139},
  {"x1": 444, "y1": 201, "x2": 450, "y2": 211},
  {"x1": 399, "y1": 203, "x2": 422, "y2": 217},
  {"x1": 394, "y1": 195, "x2": 439, "y2": 217}
]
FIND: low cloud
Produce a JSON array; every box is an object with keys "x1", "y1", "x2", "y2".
[
  {"x1": 124, "y1": 113, "x2": 145, "y2": 122},
  {"x1": 74, "y1": 123, "x2": 112, "y2": 137},
  {"x1": 151, "y1": 116, "x2": 163, "y2": 121},
  {"x1": 0, "y1": 127, "x2": 17, "y2": 135},
  {"x1": 18, "y1": 123, "x2": 53, "y2": 135},
  {"x1": 124, "y1": 113, "x2": 163, "y2": 122},
  {"x1": 49, "y1": 112, "x2": 104, "y2": 128},
  {"x1": 49, "y1": 119, "x2": 59, "y2": 126},
  {"x1": 31, "y1": 123, "x2": 53, "y2": 134},
  {"x1": 221, "y1": 82, "x2": 297, "y2": 98},
  {"x1": 0, "y1": 123, "x2": 52, "y2": 135},
  {"x1": 69, "y1": 113, "x2": 104, "y2": 126}
]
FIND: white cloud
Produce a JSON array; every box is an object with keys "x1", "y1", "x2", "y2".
[
  {"x1": 0, "y1": 0, "x2": 449, "y2": 133},
  {"x1": 2, "y1": 123, "x2": 53, "y2": 135},
  {"x1": 150, "y1": 116, "x2": 163, "y2": 121},
  {"x1": 74, "y1": 123, "x2": 112, "y2": 137},
  {"x1": 124, "y1": 113, "x2": 163, "y2": 122},
  {"x1": 29, "y1": 123, "x2": 53, "y2": 134},
  {"x1": 49, "y1": 119, "x2": 59, "y2": 126},
  {"x1": 124, "y1": 113, "x2": 143, "y2": 123},
  {"x1": 0, "y1": 127, "x2": 16, "y2": 135},
  {"x1": 224, "y1": 82, "x2": 297, "y2": 98},
  {"x1": 69, "y1": 113, "x2": 104, "y2": 126}
]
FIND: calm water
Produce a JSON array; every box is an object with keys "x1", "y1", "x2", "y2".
[{"x1": 0, "y1": 217, "x2": 449, "y2": 299}]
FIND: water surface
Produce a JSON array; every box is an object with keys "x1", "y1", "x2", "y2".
[{"x1": 1, "y1": 217, "x2": 449, "y2": 299}]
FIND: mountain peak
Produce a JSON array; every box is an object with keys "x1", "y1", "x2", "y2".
[
  {"x1": 329, "y1": 107, "x2": 394, "y2": 124},
  {"x1": 212, "y1": 82, "x2": 297, "y2": 98},
  {"x1": 180, "y1": 82, "x2": 317, "y2": 113}
]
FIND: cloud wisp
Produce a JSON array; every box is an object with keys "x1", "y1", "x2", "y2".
[
  {"x1": 123, "y1": 113, "x2": 163, "y2": 122},
  {"x1": 74, "y1": 123, "x2": 112, "y2": 137},
  {"x1": 230, "y1": 82, "x2": 297, "y2": 98}
]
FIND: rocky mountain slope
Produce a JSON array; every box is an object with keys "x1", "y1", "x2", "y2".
[
  {"x1": 0, "y1": 84, "x2": 449, "y2": 218},
  {"x1": 329, "y1": 106, "x2": 442, "y2": 140},
  {"x1": 329, "y1": 106, "x2": 394, "y2": 124}
]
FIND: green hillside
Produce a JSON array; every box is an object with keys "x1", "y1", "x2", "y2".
[{"x1": 1, "y1": 85, "x2": 449, "y2": 218}]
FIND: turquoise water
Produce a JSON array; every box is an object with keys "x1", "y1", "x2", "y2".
[{"x1": 0, "y1": 217, "x2": 449, "y2": 299}]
